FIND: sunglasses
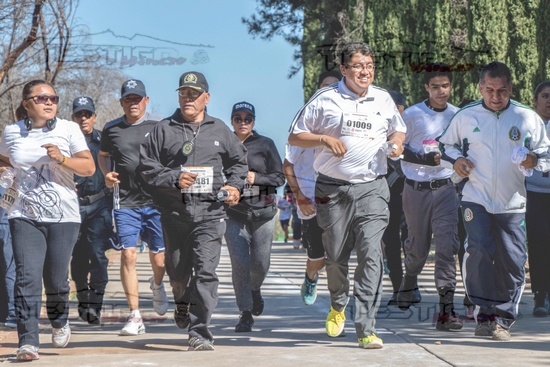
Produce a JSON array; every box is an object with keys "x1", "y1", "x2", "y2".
[
  {"x1": 232, "y1": 116, "x2": 254, "y2": 124},
  {"x1": 28, "y1": 95, "x2": 59, "y2": 105},
  {"x1": 178, "y1": 90, "x2": 202, "y2": 99},
  {"x1": 74, "y1": 111, "x2": 93, "y2": 119}
]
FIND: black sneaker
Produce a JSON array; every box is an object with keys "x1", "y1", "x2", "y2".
[
  {"x1": 251, "y1": 290, "x2": 264, "y2": 316},
  {"x1": 174, "y1": 303, "x2": 190, "y2": 329},
  {"x1": 396, "y1": 274, "x2": 417, "y2": 311},
  {"x1": 436, "y1": 312, "x2": 463, "y2": 331},
  {"x1": 533, "y1": 292, "x2": 549, "y2": 317},
  {"x1": 188, "y1": 336, "x2": 214, "y2": 351},
  {"x1": 235, "y1": 311, "x2": 254, "y2": 332}
]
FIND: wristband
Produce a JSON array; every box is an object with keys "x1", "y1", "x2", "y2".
[
  {"x1": 319, "y1": 135, "x2": 325, "y2": 144},
  {"x1": 60, "y1": 156, "x2": 68, "y2": 166}
]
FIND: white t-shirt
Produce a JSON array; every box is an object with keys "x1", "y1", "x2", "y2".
[
  {"x1": 284, "y1": 143, "x2": 316, "y2": 220},
  {"x1": 292, "y1": 80, "x2": 406, "y2": 183},
  {"x1": 0, "y1": 119, "x2": 89, "y2": 222},
  {"x1": 401, "y1": 101, "x2": 458, "y2": 181}
]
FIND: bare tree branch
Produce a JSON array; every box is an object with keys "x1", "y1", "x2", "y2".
[{"x1": 0, "y1": 0, "x2": 45, "y2": 83}]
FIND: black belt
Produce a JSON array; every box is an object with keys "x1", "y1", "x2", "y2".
[
  {"x1": 79, "y1": 187, "x2": 111, "y2": 206},
  {"x1": 405, "y1": 178, "x2": 451, "y2": 190}
]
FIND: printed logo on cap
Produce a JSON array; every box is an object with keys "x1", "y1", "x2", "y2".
[
  {"x1": 126, "y1": 80, "x2": 138, "y2": 89},
  {"x1": 235, "y1": 103, "x2": 253, "y2": 110},
  {"x1": 184, "y1": 73, "x2": 198, "y2": 84},
  {"x1": 508, "y1": 126, "x2": 521, "y2": 141},
  {"x1": 78, "y1": 97, "x2": 89, "y2": 105},
  {"x1": 464, "y1": 208, "x2": 474, "y2": 222}
]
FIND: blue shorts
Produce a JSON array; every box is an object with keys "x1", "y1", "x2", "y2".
[{"x1": 111, "y1": 207, "x2": 165, "y2": 253}]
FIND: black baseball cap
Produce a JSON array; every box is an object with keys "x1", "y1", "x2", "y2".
[
  {"x1": 389, "y1": 90, "x2": 406, "y2": 108},
  {"x1": 121, "y1": 79, "x2": 147, "y2": 98},
  {"x1": 177, "y1": 71, "x2": 209, "y2": 92},
  {"x1": 72, "y1": 96, "x2": 95, "y2": 114},
  {"x1": 231, "y1": 101, "x2": 255, "y2": 117}
]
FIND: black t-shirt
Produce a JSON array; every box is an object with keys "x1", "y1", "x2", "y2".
[{"x1": 100, "y1": 115, "x2": 160, "y2": 209}]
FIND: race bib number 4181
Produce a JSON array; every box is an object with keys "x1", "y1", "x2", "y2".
[{"x1": 180, "y1": 166, "x2": 214, "y2": 194}]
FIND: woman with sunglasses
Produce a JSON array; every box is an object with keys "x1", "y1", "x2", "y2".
[
  {"x1": 0, "y1": 79, "x2": 95, "y2": 361},
  {"x1": 525, "y1": 81, "x2": 550, "y2": 317},
  {"x1": 225, "y1": 101, "x2": 285, "y2": 332}
]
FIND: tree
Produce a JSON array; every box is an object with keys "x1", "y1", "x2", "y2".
[
  {"x1": 244, "y1": 0, "x2": 550, "y2": 106},
  {"x1": 0, "y1": 0, "x2": 127, "y2": 131},
  {"x1": 242, "y1": 0, "x2": 346, "y2": 101}
]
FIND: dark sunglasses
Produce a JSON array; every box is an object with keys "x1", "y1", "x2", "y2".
[
  {"x1": 232, "y1": 116, "x2": 254, "y2": 124},
  {"x1": 74, "y1": 111, "x2": 93, "y2": 119},
  {"x1": 28, "y1": 95, "x2": 59, "y2": 105}
]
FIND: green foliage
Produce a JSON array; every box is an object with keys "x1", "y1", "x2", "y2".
[
  {"x1": 245, "y1": 0, "x2": 550, "y2": 105},
  {"x1": 312, "y1": 0, "x2": 547, "y2": 106}
]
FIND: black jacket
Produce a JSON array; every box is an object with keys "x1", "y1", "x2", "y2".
[
  {"x1": 139, "y1": 110, "x2": 248, "y2": 221},
  {"x1": 228, "y1": 131, "x2": 284, "y2": 211}
]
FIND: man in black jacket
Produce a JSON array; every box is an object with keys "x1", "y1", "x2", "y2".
[
  {"x1": 70, "y1": 96, "x2": 113, "y2": 325},
  {"x1": 139, "y1": 71, "x2": 247, "y2": 351}
]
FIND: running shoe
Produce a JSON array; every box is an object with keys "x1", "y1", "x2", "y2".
[
  {"x1": 358, "y1": 333, "x2": 384, "y2": 349},
  {"x1": 52, "y1": 322, "x2": 71, "y2": 348},
  {"x1": 149, "y1": 276, "x2": 169, "y2": 315},
  {"x1": 188, "y1": 336, "x2": 214, "y2": 351},
  {"x1": 120, "y1": 316, "x2": 145, "y2": 336},
  {"x1": 16, "y1": 345, "x2": 40, "y2": 361},
  {"x1": 235, "y1": 311, "x2": 254, "y2": 332},
  {"x1": 5, "y1": 318, "x2": 17, "y2": 329},
  {"x1": 300, "y1": 274, "x2": 318, "y2": 306},
  {"x1": 326, "y1": 306, "x2": 346, "y2": 337},
  {"x1": 174, "y1": 303, "x2": 191, "y2": 329},
  {"x1": 251, "y1": 289, "x2": 264, "y2": 316}
]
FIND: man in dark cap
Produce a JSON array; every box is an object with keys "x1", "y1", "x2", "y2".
[
  {"x1": 139, "y1": 71, "x2": 248, "y2": 351},
  {"x1": 99, "y1": 80, "x2": 168, "y2": 336},
  {"x1": 70, "y1": 96, "x2": 113, "y2": 325}
]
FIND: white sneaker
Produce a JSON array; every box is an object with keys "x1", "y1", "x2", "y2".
[
  {"x1": 52, "y1": 322, "x2": 71, "y2": 348},
  {"x1": 149, "y1": 276, "x2": 169, "y2": 316},
  {"x1": 120, "y1": 316, "x2": 145, "y2": 336},
  {"x1": 293, "y1": 239, "x2": 301, "y2": 249}
]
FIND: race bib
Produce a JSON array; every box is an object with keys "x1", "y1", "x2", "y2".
[
  {"x1": 242, "y1": 184, "x2": 260, "y2": 197},
  {"x1": 423, "y1": 139, "x2": 440, "y2": 154},
  {"x1": 341, "y1": 112, "x2": 383, "y2": 139},
  {"x1": 0, "y1": 187, "x2": 18, "y2": 211},
  {"x1": 180, "y1": 166, "x2": 214, "y2": 194}
]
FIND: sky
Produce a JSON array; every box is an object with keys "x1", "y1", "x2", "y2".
[{"x1": 75, "y1": 0, "x2": 304, "y2": 156}]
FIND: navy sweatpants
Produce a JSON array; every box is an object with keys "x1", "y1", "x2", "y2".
[{"x1": 461, "y1": 202, "x2": 526, "y2": 329}]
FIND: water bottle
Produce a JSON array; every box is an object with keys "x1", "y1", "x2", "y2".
[
  {"x1": 0, "y1": 167, "x2": 15, "y2": 188},
  {"x1": 450, "y1": 171, "x2": 464, "y2": 184},
  {"x1": 384, "y1": 142, "x2": 403, "y2": 161},
  {"x1": 217, "y1": 189, "x2": 230, "y2": 202}
]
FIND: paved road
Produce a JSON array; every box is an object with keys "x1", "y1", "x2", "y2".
[{"x1": 1, "y1": 242, "x2": 549, "y2": 366}]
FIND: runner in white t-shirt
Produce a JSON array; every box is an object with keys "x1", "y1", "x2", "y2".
[
  {"x1": 0, "y1": 80, "x2": 94, "y2": 361},
  {"x1": 396, "y1": 63, "x2": 463, "y2": 332},
  {"x1": 289, "y1": 43, "x2": 406, "y2": 349}
]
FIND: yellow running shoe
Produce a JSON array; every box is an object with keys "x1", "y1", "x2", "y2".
[
  {"x1": 326, "y1": 306, "x2": 346, "y2": 337},
  {"x1": 358, "y1": 333, "x2": 384, "y2": 349}
]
